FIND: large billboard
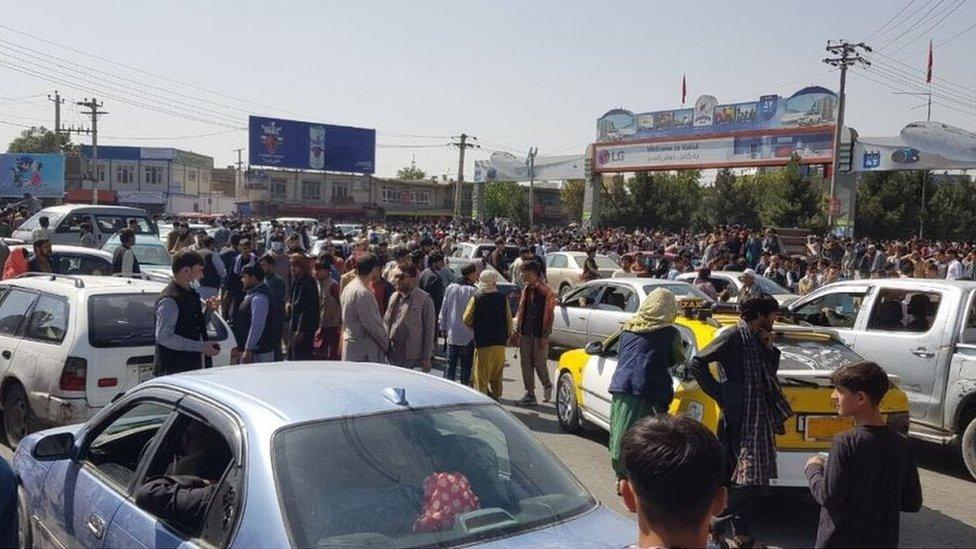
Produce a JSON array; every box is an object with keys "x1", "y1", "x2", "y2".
[
  {"x1": 248, "y1": 116, "x2": 375, "y2": 174},
  {"x1": 474, "y1": 151, "x2": 585, "y2": 182},
  {"x1": 593, "y1": 86, "x2": 837, "y2": 172},
  {"x1": 0, "y1": 153, "x2": 65, "y2": 198},
  {"x1": 853, "y1": 121, "x2": 976, "y2": 172}
]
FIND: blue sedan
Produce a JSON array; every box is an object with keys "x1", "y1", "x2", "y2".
[{"x1": 14, "y1": 362, "x2": 632, "y2": 548}]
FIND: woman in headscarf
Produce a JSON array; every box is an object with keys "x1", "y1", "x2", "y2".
[
  {"x1": 463, "y1": 269, "x2": 512, "y2": 400},
  {"x1": 607, "y1": 287, "x2": 685, "y2": 483}
]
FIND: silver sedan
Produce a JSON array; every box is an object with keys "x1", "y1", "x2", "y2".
[{"x1": 549, "y1": 278, "x2": 713, "y2": 349}]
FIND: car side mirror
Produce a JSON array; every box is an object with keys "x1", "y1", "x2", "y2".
[
  {"x1": 32, "y1": 432, "x2": 75, "y2": 461},
  {"x1": 584, "y1": 341, "x2": 604, "y2": 355}
]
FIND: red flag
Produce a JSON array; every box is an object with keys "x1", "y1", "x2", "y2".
[
  {"x1": 681, "y1": 74, "x2": 687, "y2": 105},
  {"x1": 926, "y1": 39, "x2": 933, "y2": 84}
]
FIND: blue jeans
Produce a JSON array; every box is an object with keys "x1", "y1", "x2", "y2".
[{"x1": 445, "y1": 342, "x2": 474, "y2": 385}]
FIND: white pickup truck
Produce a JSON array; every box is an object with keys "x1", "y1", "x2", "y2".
[{"x1": 787, "y1": 278, "x2": 976, "y2": 478}]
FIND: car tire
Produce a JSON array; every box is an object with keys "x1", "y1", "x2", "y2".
[
  {"x1": 17, "y1": 485, "x2": 32, "y2": 549},
  {"x1": 556, "y1": 372, "x2": 582, "y2": 434},
  {"x1": 962, "y1": 414, "x2": 976, "y2": 481},
  {"x1": 3, "y1": 384, "x2": 34, "y2": 448},
  {"x1": 558, "y1": 283, "x2": 570, "y2": 300}
]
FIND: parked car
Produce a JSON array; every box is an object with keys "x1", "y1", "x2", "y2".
[
  {"x1": 550, "y1": 279, "x2": 714, "y2": 349},
  {"x1": 545, "y1": 252, "x2": 619, "y2": 298},
  {"x1": 8, "y1": 245, "x2": 113, "y2": 276},
  {"x1": 675, "y1": 270, "x2": 798, "y2": 306},
  {"x1": 0, "y1": 274, "x2": 233, "y2": 446},
  {"x1": 448, "y1": 242, "x2": 521, "y2": 281},
  {"x1": 446, "y1": 262, "x2": 520, "y2": 314},
  {"x1": 13, "y1": 205, "x2": 157, "y2": 247},
  {"x1": 786, "y1": 278, "x2": 976, "y2": 479},
  {"x1": 102, "y1": 233, "x2": 173, "y2": 279},
  {"x1": 14, "y1": 362, "x2": 632, "y2": 548},
  {"x1": 554, "y1": 313, "x2": 910, "y2": 488}
]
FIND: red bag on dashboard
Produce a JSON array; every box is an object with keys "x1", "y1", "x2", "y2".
[{"x1": 412, "y1": 472, "x2": 480, "y2": 532}]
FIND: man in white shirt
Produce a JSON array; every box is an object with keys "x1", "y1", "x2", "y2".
[
  {"x1": 946, "y1": 250, "x2": 965, "y2": 280},
  {"x1": 31, "y1": 216, "x2": 51, "y2": 243}
]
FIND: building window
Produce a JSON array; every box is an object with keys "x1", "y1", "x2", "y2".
[
  {"x1": 116, "y1": 165, "x2": 134, "y2": 184},
  {"x1": 271, "y1": 179, "x2": 287, "y2": 199},
  {"x1": 413, "y1": 190, "x2": 430, "y2": 205},
  {"x1": 96, "y1": 164, "x2": 108, "y2": 183},
  {"x1": 382, "y1": 186, "x2": 400, "y2": 203},
  {"x1": 301, "y1": 181, "x2": 322, "y2": 200},
  {"x1": 144, "y1": 166, "x2": 164, "y2": 185},
  {"x1": 332, "y1": 181, "x2": 350, "y2": 198},
  {"x1": 186, "y1": 171, "x2": 198, "y2": 183}
]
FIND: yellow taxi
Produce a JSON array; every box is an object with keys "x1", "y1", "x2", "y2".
[{"x1": 553, "y1": 304, "x2": 910, "y2": 487}]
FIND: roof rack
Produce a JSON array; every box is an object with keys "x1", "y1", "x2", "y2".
[
  {"x1": 14, "y1": 272, "x2": 85, "y2": 288},
  {"x1": 110, "y1": 273, "x2": 170, "y2": 284}
]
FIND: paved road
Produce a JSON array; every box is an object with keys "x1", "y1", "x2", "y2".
[
  {"x1": 489, "y1": 347, "x2": 976, "y2": 548},
  {"x1": 1, "y1": 348, "x2": 973, "y2": 547}
]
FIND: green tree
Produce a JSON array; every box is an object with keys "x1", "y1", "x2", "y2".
[
  {"x1": 396, "y1": 164, "x2": 426, "y2": 180},
  {"x1": 924, "y1": 178, "x2": 976, "y2": 240},
  {"x1": 483, "y1": 181, "x2": 529, "y2": 226},
  {"x1": 6, "y1": 126, "x2": 71, "y2": 153},
  {"x1": 854, "y1": 171, "x2": 926, "y2": 239},
  {"x1": 560, "y1": 179, "x2": 586, "y2": 222},
  {"x1": 762, "y1": 154, "x2": 824, "y2": 230}
]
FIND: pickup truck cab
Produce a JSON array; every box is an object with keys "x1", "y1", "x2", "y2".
[{"x1": 787, "y1": 278, "x2": 976, "y2": 478}]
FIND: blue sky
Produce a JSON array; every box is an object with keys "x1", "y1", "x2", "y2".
[{"x1": 0, "y1": 0, "x2": 974, "y2": 178}]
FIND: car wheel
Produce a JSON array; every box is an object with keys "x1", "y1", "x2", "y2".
[
  {"x1": 555, "y1": 372, "x2": 582, "y2": 434},
  {"x1": 558, "y1": 283, "x2": 570, "y2": 299},
  {"x1": 962, "y1": 414, "x2": 976, "y2": 481},
  {"x1": 17, "y1": 485, "x2": 32, "y2": 549},
  {"x1": 3, "y1": 384, "x2": 34, "y2": 448}
]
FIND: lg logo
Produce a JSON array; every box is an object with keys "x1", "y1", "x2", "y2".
[{"x1": 597, "y1": 149, "x2": 624, "y2": 164}]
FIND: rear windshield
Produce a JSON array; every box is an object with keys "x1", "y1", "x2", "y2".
[
  {"x1": 273, "y1": 404, "x2": 593, "y2": 548},
  {"x1": 89, "y1": 293, "x2": 227, "y2": 347},
  {"x1": 573, "y1": 256, "x2": 619, "y2": 269}
]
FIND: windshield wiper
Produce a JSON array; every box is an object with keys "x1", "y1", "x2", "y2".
[{"x1": 781, "y1": 376, "x2": 822, "y2": 388}]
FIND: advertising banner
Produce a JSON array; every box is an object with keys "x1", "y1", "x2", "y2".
[
  {"x1": 593, "y1": 130, "x2": 834, "y2": 172},
  {"x1": 249, "y1": 116, "x2": 375, "y2": 174},
  {"x1": 596, "y1": 86, "x2": 837, "y2": 143},
  {"x1": 474, "y1": 151, "x2": 585, "y2": 182},
  {"x1": 0, "y1": 153, "x2": 65, "y2": 197}
]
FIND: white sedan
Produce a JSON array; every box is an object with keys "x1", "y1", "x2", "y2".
[
  {"x1": 675, "y1": 270, "x2": 798, "y2": 306},
  {"x1": 550, "y1": 278, "x2": 713, "y2": 349}
]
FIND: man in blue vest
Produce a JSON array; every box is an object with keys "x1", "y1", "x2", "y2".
[{"x1": 233, "y1": 264, "x2": 284, "y2": 364}]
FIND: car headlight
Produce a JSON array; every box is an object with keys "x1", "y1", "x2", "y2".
[{"x1": 684, "y1": 401, "x2": 704, "y2": 423}]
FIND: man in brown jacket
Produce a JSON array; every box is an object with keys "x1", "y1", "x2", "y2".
[
  {"x1": 339, "y1": 253, "x2": 389, "y2": 363},
  {"x1": 384, "y1": 264, "x2": 436, "y2": 372},
  {"x1": 511, "y1": 260, "x2": 556, "y2": 405},
  {"x1": 313, "y1": 255, "x2": 342, "y2": 360}
]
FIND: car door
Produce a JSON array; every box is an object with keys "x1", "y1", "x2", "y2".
[
  {"x1": 0, "y1": 287, "x2": 34, "y2": 379},
  {"x1": 580, "y1": 335, "x2": 620, "y2": 427},
  {"x1": 36, "y1": 394, "x2": 178, "y2": 548},
  {"x1": 105, "y1": 396, "x2": 244, "y2": 548},
  {"x1": 551, "y1": 283, "x2": 604, "y2": 348},
  {"x1": 586, "y1": 283, "x2": 638, "y2": 343},
  {"x1": 547, "y1": 254, "x2": 571, "y2": 296},
  {"x1": 787, "y1": 286, "x2": 872, "y2": 348},
  {"x1": 852, "y1": 285, "x2": 951, "y2": 421}
]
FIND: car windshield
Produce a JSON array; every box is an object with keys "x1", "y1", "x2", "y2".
[
  {"x1": 776, "y1": 334, "x2": 864, "y2": 371},
  {"x1": 644, "y1": 283, "x2": 713, "y2": 301},
  {"x1": 89, "y1": 293, "x2": 226, "y2": 347},
  {"x1": 104, "y1": 238, "x2": 171, "y2": 266},
  {"x1": 273, "y1": 404, "x2": 594, "y2": 548},
  {"x1": 573, "y1": 256, "x2": 618, "y2": 269},
  {"x1": 753, "y1": 275, "x2": 790, "y2": 295}
]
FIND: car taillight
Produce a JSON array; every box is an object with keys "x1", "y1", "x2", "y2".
[
  {"x1": 59, "y1": 357, "x2": 87, "y2": 392},
  {"x1": 886, "y1": 411, "x2": 911, "y2": 434}
]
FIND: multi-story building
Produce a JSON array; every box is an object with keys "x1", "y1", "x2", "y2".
[{"x1": 73, "y1": 146, "x2": 232, "y2": 214}]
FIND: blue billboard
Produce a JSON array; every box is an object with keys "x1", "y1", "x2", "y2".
[
  {"x1": 248, "y1": 116, "x2": 375, "y2": 174},
  {"x1": 0, "y1": 153, "x2": 65, "y2": 198}
]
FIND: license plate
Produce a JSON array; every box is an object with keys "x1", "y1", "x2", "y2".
[
  {"x1": 138, "y1": 364, "x2": 154, "y2": 383},
  {"x1": 804, "y1": 415, "x2": 854, "y2": 441}
]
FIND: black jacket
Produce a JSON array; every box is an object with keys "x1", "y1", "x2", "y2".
[
  {"x1": 154, "y1": 282, "x2": 207, "y2": 376},
  {"x1": 289, "y1": 275, "x2": 320, "y2": 335}
]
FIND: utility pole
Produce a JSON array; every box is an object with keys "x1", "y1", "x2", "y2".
[
  {"x1": 823, "y1": 40, "x2": 871, "y2": 232},
  {"x1": 450, "y1": 134, "x2": 478, "y2": 220},
  {"x1": 47, "y1": 91, "x2": 64, "y2": 138},
  {"x1": 76, "y1": 98, "x2": 107, "y2": 205},
  {"x1": 232, "y1": 148, "x2": 245, "y2": 172},
  {"x1": 526, "y1": 147, "x2": 537, "y2": 228}
]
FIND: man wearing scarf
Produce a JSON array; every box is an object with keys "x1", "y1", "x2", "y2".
[
  {"x1": 463, "y1": 269, "x2": 512, "y2": 399},
  {"x1": 690, "y1": 296, "x2": 792, "y2": 548},
  {"x1": 607, "y1": 288, "x2": 685, "y2": 482}
]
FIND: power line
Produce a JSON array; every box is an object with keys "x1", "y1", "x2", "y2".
[
  {"x1": 878, "y1": 0, "x2": 949, "y2": 51},
  {"x1": 852, "y1": 66, "x2": 976, "y2": 117},
  {"x1": 99, "y1": 128, "x2": 244, "y2": 140},
  {"x1": 867, "y1": 60, "x2": 976, "y2": 107},
  {"x1": 863, "y1": 0, "x2": 919, "y2": 41},
  {"x1": 885, "y1": 0, "x2": 967, "y2": 54},
  {"x1": 868, "y1": 50, "x2": 976, "y2": 101}
]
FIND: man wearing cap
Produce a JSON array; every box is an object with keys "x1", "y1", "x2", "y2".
[
  {"x1": 233, "y1": 264, "x2": 284, "y2": 364},
  {"x1": 738, "y1": 269, "x2": 763, "y2": 301}
]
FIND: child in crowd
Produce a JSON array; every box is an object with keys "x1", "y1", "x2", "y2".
[
  {"x1": 805, "y1": 361, "x2": 922, "y2": 548},
  {"x1": 619, "y1": 416, "x2": 728, "y2": 549}
]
